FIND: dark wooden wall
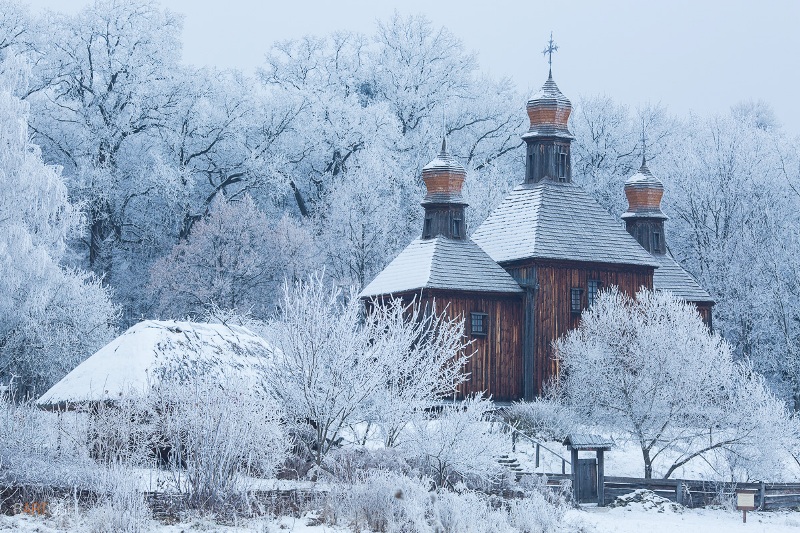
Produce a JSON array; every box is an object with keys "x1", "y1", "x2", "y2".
[
  {"x1": 387, "y1": 289, "x2": 524, "y2": 402},
  {"x1": 695, "y1": 302, "x2": 713, "y2": 329},
  {"x1": 503, "y1": 259, "x2": 655, "y2": 397}
]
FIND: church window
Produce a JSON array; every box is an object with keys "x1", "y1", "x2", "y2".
[
  {"x1": 424, "y1": 217, "x2": 432, "y2": 238},
  {"x1": 570, "y1": 288, "x2": 583, "y2": 314},
  {"x1": 653, "y1": 232, "x2": 661, "y2": 252},
  {"x1": 588, "y1": 280, "x2": 601, "y2": 307},
  {"x1": 470, "y1": 312, "x2": 488, "y2": 336},
  {"x1": 558, "y1": 150, "x2": 568, "y2": 180},
  {"x1": 527, "y1": 153, "x2": 535, "y2": 180},
  {"x1": 452, "y1": 218, "x2": 462, "y2": 237}
]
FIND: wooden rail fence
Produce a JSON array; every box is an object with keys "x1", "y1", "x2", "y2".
[{"x1": 533, "y1": 473, "x2": 800, "y2": 509}]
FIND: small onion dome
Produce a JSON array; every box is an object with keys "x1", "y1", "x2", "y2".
[
  {"x1": 621, "y1": 161, "x2": 668, "y2": 220},
  {"x1": 421, "y1": 137, "x2": 467, "y2": 205},
  {"x1": 523, "y1": 72, "x2": 573, "y2": 139}
]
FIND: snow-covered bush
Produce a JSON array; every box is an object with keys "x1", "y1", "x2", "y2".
[
  {"x1": 324, "y1": 470, "x2": 572, "y2": 533},
  {"x1": 402, "y1": 395, "x2": 508, "y2": 489},
  {"x1": 324, "y1": 471, "x2": 434, "y2": 532},
  {"x1": 85, "y1": 396, "x2": 156, "y2": 466},
  {"x1": 152, "y1": 373, "x2": 288, "y2": 511},
  {"x1": 321, "y1": 447, "x2": 413, "y2": 484},
  {"x1": 266, "y1": 275, "x2": 468, "y2": 466},
  {"x1": 85, "y1": 465, "x2": 151, "y2": 533},
  {"x1": 505, "y1": 398, "x2": 580, "y2": 442},
  {"x1": 0, "y1": 399, "x2": 97, "y2": 489}
]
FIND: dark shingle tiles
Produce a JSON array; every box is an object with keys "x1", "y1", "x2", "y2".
[
  {"x1": 471, "y1": 181, "x2": 660, "y2": 267},
  {"x1": 652, "y1": 253, "x2": 714, "y2": 303},
  {"x1": 359, "y1": 237, "x2": 523, "y2": 298}
]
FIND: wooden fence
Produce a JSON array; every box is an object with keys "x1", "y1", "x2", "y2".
[{"x1": 534, "y1": 473, "x2": 800, "y2": 509}]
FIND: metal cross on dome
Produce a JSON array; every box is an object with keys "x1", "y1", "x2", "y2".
[{"x1": 542, "y1": 32, "x2": 559, "y2": 70}]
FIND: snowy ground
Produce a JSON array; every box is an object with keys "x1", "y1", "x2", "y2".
[
  {"x1": 4, "y1": 506, "x2": 800, "y2": 532},
  {"x1": 569, "y1": 505, "x2": 800, "y2": 533}
]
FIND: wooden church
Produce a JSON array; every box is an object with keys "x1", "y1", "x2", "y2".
[{"x1": 360, "y1": 63, "x2": 713, "y2": 402}]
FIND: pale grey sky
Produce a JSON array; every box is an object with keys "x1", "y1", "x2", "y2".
[{"x1": 24, "y1": 0, "x2": 800, "y2": 133}]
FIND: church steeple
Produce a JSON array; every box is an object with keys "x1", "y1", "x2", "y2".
[
  {"x1": 420, "y1": 137, "x2": 468, "y2": 240},
  {"x1": 523, "y1": 34, "x2": 574, "y2": 184},
  {"x1": 622, "y1": 159, "x2": 668, "y2": 254}
]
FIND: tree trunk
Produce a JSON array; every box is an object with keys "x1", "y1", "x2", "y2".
[{"x1": 642, "y1": 448, "x2": 653, "y2": 479}]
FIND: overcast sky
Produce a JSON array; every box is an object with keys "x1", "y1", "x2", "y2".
[{"x1": 24, "y1": 0, "x2": 800, "y2": 134}]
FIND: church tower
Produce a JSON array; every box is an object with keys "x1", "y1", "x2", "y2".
[
  {"x1": 621, "y1": 159, "x2": 668, "y2": 254},
  {"x1": 622, "y1": 160, "x2": 714, "y2": 326},
  {"x1": 421, "y1": 138, "x2": 468, "y2": 240},
  {"x1": 523, "y1": 72, "x2": 574, "y2": 183}
]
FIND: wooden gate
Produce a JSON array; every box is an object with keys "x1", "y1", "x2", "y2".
[{"x1": 576, "y1": 459, "x2": 597, "y2": 503}]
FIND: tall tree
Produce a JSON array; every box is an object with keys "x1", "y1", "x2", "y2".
[
  {"x1": 556, "y1": 288, "x2": 791, "y2": 480},
  {"x1": 0, "y1": 55, "x2": 117, "y2": 397}
]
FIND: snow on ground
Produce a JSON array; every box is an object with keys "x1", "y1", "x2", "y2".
[
  {"x1": 568, "y1": 505, "x2": 800, "y2": 533},
  {"x1": 0, "y1": 512, "x2": 349, "y2": 532},
  {"x1": 4, "y1": 503, "x2": 800, "y2": 532}
]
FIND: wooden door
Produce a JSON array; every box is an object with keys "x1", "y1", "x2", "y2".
[{"x1": 577, "y1": 458, "x2": 597, "y2": 503}]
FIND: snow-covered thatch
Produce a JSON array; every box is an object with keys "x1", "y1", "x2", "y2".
[{"x1": 36, "y1": 320, "x2": 274, "y2": 408}]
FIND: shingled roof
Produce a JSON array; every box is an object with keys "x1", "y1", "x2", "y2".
[
  {"x1": 653, "y1": 253, "x2": 714, "y2": 303},
  {"x1": 471, "y1": 181, "x2": 660, "y2": 267},
  {"x1": 359, "y1": 236, "x2": 523, "y2": 298}
]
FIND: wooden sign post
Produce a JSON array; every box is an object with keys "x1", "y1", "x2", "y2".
[{"x1": 736, "y1": 489, "x2": 757, "y2": 523}]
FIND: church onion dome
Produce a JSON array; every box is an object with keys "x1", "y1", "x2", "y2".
[
  {"x1": 421, "y1": 137, "x2": 467, "y2": 205},
  {"x1": 524, "y1": 72, "x2": 574, "y2": 140},
  {"x1": 621, "y1": 161, "x2": 668, "y2": 220}
]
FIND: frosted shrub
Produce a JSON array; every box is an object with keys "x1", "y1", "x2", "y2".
[
  {"x1": 505, "y1": 398, "x2": 579, "y2": 441},
  {"x1": 324, "y1": 471, "x2": 572, "y2": 533},
  {"x1": 402, "y1": 395, "x2": 507, "y2": 488},
  {"x1": 0, "y1": 399, "x2": 96, "y2": 489},
  {"x1": 153, "y1": 374, "x2": 288, "y2": 511},
  {"x1": 506, "y1": 493, "x2": 567, "y2": 533},
  {"x1": 433, "y1": 490, "x2": 509, "y2": 533},
  {"x1": 267, "y1": 275, "x2": 468, "y2": 466},
  {"x1": 321, "y1": 447, "x2": 413, "y2": 484},
  {"x1": 85, "y1": 396, "x2": 155, "y2": 466},
  {"x1": 325, "y1": 471, "x2": 433, "y2": 532},
  {"x1": 86, "y1": 465, "x2": 151, "y2": 533}
]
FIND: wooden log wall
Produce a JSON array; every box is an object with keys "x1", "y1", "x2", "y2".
[
  {"x1": 504, "y1": 259, "x2": 654, "y2": 396},
  {"x1": 391, "y1": 289, "x2": 524, "y2": 402},
  {"x1": 695, "y1": 302, "x2": 713, "y2": 329}
]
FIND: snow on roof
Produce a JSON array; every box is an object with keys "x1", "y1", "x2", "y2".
[
  {"x1": 471, "y1": 181, "x2": 660, "y2": 268},
  {"x1": 563, "y1": 434, "x2": 613, "y2": 450},
  {"x1": 359, "y1": 236, "x2": 523, "y2": 298},
  {"x1": 653, "y1": 253, "x2": 714, "y2": 304},
  {"x1": 36, "y1": 320, "x2": 274, "y2": 407}
]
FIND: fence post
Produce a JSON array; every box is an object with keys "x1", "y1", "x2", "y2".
[
  {"x1": 676, "y1": 480, "x2": 683, "y2": 505},
  {"x1": 759, "y1": 482, "x2": 766, "y2": 510},
  {"x1": 512, "y1": 431, "x2": 517, "y2": 453},
  {"x1": 562, "y1": 458, "x2": 565, "y2": 475},
  {"x1": 535, "y1": 443, "x2": 540, "y2": 469}
]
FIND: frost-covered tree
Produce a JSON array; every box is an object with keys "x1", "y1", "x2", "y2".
[
  {"x1": 265, "y1": 275, "x2": 469, "y2": 466},
  {"x1": 29, "y1": 0, "x2": 185, "y2": 285},
  {"x1": 0, "y1": 56, "x2": 117, "y2": 397},
  {"x1": 149, "y1": 194, "x2": 316, "y2": 319},
  {"x1": 556, "y1": 288, "x2": 792, "y2": 479}
]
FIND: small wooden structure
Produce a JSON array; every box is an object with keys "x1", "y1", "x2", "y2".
[{"x1": 564, "y1": 434, "x2": 613, "y2": 506}]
